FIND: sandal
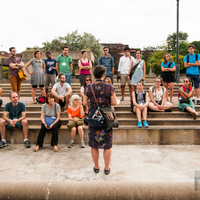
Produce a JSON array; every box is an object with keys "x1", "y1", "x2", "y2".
[
  {"x1": 192, "y1": 112, "x2": 197, "y2": 120},
  {"x1": 33, "y1": 145, "x2": 40, "y2": 152},
  {"x1": 104, "y1": 168, "x2": 110, "y2": 175},
  {"x1": 93, "y1": 167, "x2": 99, "y2": 173},
  {"x1": 54, "y1": 145, "x2": 58, "y2": 152}
]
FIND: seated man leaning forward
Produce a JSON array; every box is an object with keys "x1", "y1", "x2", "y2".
[
  {"x1": 0, "y1": 92, "x2": 30, "y2": 148},
  {"x1": 51, "y1": 73, "x2": 72, "y2": 112}
]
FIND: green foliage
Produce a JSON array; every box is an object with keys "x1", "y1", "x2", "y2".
[
  {"x1": 2, "y1": 66, "x2": 8, "y2": 79},
  {"x1": 167, "y1": 32, "x2": 188, "y2": 54},
  {"x1": 146, "y1": 51, "x2": 184, "y2": 75},
  {"x1": 41, "y1": 30, "x2": 103, "y2": 65}
]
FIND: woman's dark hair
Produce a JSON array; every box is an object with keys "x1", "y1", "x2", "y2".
[
  {"x1": 184, "y1": 77, "x2": 192, "y2": 86},
  {"x1": 135, "y1": 49, "x2": 141, "y2": 55},
  {"x1": 83, "y1": 76, "x2": 92, "y2": 88},
  {"x1": 93, "y1": 65, "x2": 106, "y2": 79},
  {"x1": 33, "y1": 50, "x2": 42, "y2": 58},
  {"x1": 163, "y1": 53, "x2": 171, "y2": 64},
  {"x1": 156, "y1": 77, "x2": 163, "y2": 86},
  {"x1": 81, "y1": 50, "x2": 87, "y2": 55},
  {"x1": 45, "y1": 93, "x2": 55, "y2": 104}
]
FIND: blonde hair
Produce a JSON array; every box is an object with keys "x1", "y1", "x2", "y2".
[{"x1": 105, "y1": 77, "x2": 112, "y2": 84}]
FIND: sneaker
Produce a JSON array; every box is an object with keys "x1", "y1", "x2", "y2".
[
  {"x1": 192, "y1": 99, "x2": 195, "y2": 104},
  {"x1": 120, "y1": 97, "x2": 124, "y2": 101},
  {"x1": 137, "y1": 121, "x2": 142, "y2": 128},
  {"x1": 0, "y1": 140, "x2": 8, "y2": 148},
  {"x1": 196, "y1": 100, "x2": 200, "y2": 105},
  {"x1": 80, "y1": 141, "x2": 85, "y2": 148},
  {"x1": 24, "y1": 140, "x2": 30, "y2": 148},
  {"x1": 170, "y1": 100, "x2": 173, "y2": 104},
  {"x1": 68, "y1": 141, "x2": 74, "y2": 148},
  {"x1": 143, "y1": 121, "x2": 149, "y2": 128}
]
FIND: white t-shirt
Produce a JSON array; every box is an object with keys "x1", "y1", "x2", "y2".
[
  {"x1": 118, "y1": 56, "x2": 134, "y2": 74},
  {"x1": 150, "y1": 86, "x2": 166, "y2": 102},
  {"x1": 53, "y1": 82, "x2": 71, "y2": 96},
  {"x1": 80, "y1": 86, "x2": 84, "y2": 93}
]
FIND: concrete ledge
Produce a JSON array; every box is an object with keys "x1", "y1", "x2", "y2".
[
  {"x1": 0, "y1": 181, "x2": 199, "y2": 200},
  {"x1": 5, "y1": 127, "x2": 200, "y2": 145}
]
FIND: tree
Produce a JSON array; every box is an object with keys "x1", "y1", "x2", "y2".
[
  {"x1": 191, "y1": 41, "x2": 200, "y2": 53},
  {"x1": 167, "y1": 32, "x2": 188, "y2": 54},
  {"x1": 41, "y1": 30, "x2": 103, "y2": 65}
]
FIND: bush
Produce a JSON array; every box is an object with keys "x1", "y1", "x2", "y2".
[{"x1": 2, "y1": 66, "x2": 8, "y2": 79}]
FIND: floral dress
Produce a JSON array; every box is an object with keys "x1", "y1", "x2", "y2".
[{"x1": 84, "y1": 80, "x2": 115, "y2": 149}]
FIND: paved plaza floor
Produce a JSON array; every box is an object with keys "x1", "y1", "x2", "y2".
[{"x1": 0, "y1": 144, "x2": 199, "y2": 183}]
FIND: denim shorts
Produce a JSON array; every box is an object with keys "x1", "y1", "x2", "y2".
[
  {"x1": 64, "y1": 74, "x2": 71, "y2": 85},
  {"x1": 186, "y1": 74, "x2": 199, "y2": 88}
]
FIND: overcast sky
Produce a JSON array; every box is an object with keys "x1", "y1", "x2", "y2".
[{"x1": 1, "y1": 0, "x2": 200, "y2": 53}]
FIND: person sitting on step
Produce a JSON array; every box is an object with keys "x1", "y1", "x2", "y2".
[
  {"x1": 51, "y1": 73, "x2": 72, "y2": 112},
  {"x1": 80, "y1": 76, "x2": 92, "y2": 114},
  {"x1": 178, "y1": 77, "x2": 198, "y2": 119},
  {"x1": 0, "y1": 92, "x2": 30, "y2": 148},
  {"x1": 132, "y1": 81, "x2": 149, "y2": 128},
  {"x1": 0, "y1": 88, "x2": 3, "y2": 107},
  {"x1": 67, "y1": 95, "x2": 85, "y2": 148},
  {"x1": 33, "y1": 93, "x2": 61, "y2": 152},
  {"x1": 148, "y1": 77, "x2": 173, "y2": 112}
]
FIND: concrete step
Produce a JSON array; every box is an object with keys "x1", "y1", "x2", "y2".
[{"x1": 4, "y1": 125, "x2": 200, "y2": 145}]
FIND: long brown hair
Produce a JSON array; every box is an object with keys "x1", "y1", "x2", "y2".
[{"x1": 163, "y1": 53, "x2": 171, "y2": 64}]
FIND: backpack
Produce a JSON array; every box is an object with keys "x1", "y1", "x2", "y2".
[
  {"x1": 36, "y1": 96, "x2": 45, "y2": 104},
  {"x1": 187, "y1": 53, "x2": 198, "y2": 63},
  {"x1": 151, "y1": 85, "x2": 165, "y2": 93}
]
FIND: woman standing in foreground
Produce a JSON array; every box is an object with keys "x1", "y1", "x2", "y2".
[{"x1": 83, "y1": 65, "x2": 117, "y2": 175}]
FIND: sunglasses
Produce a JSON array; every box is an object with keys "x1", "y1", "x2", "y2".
[
  {"x1": 184, "y1": 80, "x2": 188, "y2": 83},
  {"x1": 86, "y1": 79, "x2": 91, "y2": 81},
  {"x1": 104, "y1": 50, "x2": 108, "y2": 51}
]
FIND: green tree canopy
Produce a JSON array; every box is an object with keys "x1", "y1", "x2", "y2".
[
  {"x1": 190, "y1": 41, "x2": 200, "y2": 53},
  {"x1": 167, "y1": 31, "x2": 188, "y2": 54},
  {"x1": 41, "y1": 30, "x2": 103, "y2": 65}
]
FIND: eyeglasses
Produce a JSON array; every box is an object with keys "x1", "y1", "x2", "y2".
[
  {"x1": 184, "y1": 80, "x2": 188, "y2": 83},
  {"x1": 86, "y1": 79, "x2": 91, "y2": 81}
]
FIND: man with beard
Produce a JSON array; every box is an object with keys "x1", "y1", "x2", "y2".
[
  {"x1": 51, "y1": 73, "x2": 72, "y2": 112},
  {"x1": 0, "y1": 92, "x2": 30, "y2": 148},
  {"x1": 7, "y1": 47, "x2": 25, "y2": 100}
]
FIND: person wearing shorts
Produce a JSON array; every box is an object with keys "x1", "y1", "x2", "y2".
[
  {"x1": 183, "y1": 45, "x2": 200, "y2": 104},
  {"x1": 7, "y1": 47, "x2": 25, "y2": 100},
  {"x1": 44, "y1": 51, "x2": 57, "y2": 94},
  {"x1": 0, "y1": 92, "x2": 30, "y2": 148},
  {"x1": 25, "y1": 50, "x2": 46, "y2": 103},
  {"x1": 118, "y1": 47, "x2": 134, "y2": 100},
  {"x1": 56, "y1": 46, "x2": 73, "y2": 85}
]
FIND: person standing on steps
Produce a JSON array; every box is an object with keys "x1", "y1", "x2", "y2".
[
  {"x1": 98, "y1": 46, "x2": 115, "y2": 84},
  {"x1": 44, "y1": 51, "x2": 57, "y2": 95},
  {"x1": 118, "y1": 46, "x2": 134, "y2": 101},
  {"x1": 7, "y1": 47, "x2": 25, "y2": 100},
  {"x1": 161, "y1": 53, "x2": 176, "y2": 103},
  {"x1": 25, "y1": 50, "x2": 46, "y2": 104},
  {"x1": 56, "y1": 46, "x2": 73, "y2": 85},
  {"x1": 0, "y1": 92, "x2": 30, "y2": 148},
  {"x1": 183, "y1": 45, "x2": 200, "y2": 105}
]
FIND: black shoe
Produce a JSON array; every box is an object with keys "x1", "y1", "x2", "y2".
[
  {"x1": 24, "y1": 140, "x2": 30, "y2": 148},
  {"x1": 104, "y1": 168, "x2": 110, "y2": 175},
  {"x1": 0, "y1": 140, "x2": 8, "y2": 148},
  {"x1": 196, "y1": 100, "x2": 200, "y2": 105},
  {"x1": 93, "y1": 167, "x2": 99, "y2": 173},
  {"x1": 192, "y1": 99, "x2": 195, "y2": 104}
]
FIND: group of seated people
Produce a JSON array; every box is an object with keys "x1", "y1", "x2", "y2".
[
  {"x1": 0, "y1": 75, "x2": 198, "y2": 150},
  {"x1": 132, "y1": 77, "x2": 198, "y2": 128}
]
